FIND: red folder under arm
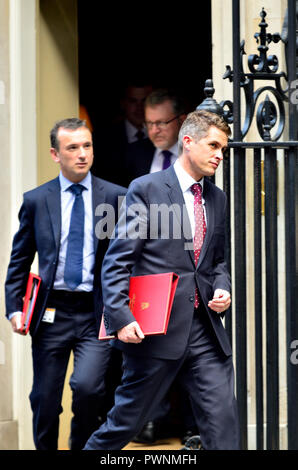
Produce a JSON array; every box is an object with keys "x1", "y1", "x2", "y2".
[
  {"x1": 21, "y1": 272, "x2": 41, "y2": 334},
  {"x1": 99, "y1": 272, "x2": 179, "y2": 340}
]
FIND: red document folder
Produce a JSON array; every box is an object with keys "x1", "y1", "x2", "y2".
[
  {"x1": 99, "y1": 272, "x2": 179, "y2": 340},
  {"x1": 21, "y1": 272, "x2": 41, "y2": 334}
]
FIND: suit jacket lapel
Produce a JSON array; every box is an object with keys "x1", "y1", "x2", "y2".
[
  {"x1": 91, "y1": 175, "x2": 106, "y2": 253},
  {"x1": 138, "y1": 141, "x2": 155, "y2": 175},
  {"x1": 46, "y1": 177, "x2": 61, "y2": 249},
  {"x1": 165, "y1": 167, "x2": 195, "y2": 268}
]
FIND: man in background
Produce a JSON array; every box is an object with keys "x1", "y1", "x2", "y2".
[
  {"x1": 124, "y1": 88, "x2": 187, "y2": 186},
  {"x1": 92, "y1": 82, "x2": 152, "y2": 186}
]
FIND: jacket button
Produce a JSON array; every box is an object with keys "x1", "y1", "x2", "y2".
[{"x1": 189, "y1": 295, "x2": 194, "y2": 302}]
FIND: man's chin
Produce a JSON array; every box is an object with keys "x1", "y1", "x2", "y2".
[
  {"x1": 68, "y1": 169, "x2": 90, "y2": 183},
  {"x1": 154, "y1": 142, "x2": 167, "y2": 150}
]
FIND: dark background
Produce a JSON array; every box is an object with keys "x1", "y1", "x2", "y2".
[
  {"x1": 77, "y1": 1, "x2": 212, "y2": 132},
  {"x1": 76, "y1": 1, "x2": 213, "y2": 432}
]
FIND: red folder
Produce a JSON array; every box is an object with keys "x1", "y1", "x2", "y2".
[
  {"x1": 99, "y1": 272, "x2": 179, "y2": 340},
  {"x1": 21, "y1": 272, "x2": 41, "y2": 334}
]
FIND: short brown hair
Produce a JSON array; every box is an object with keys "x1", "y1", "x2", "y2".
[
  {"x1": 178, "y1": 110, "x2": 231, "y2": 155},
  {"x1": 145, "y1": 89, "x2": 187, "y2": 116},
  {"x1": 50, "y1": 118, "x2": 88, "y2": 151}
]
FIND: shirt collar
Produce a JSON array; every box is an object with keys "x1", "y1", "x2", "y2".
[
  {"x1": 59, "y1": 171, "x2": 91, "y2": 192},
  {"x1": 173, "y1": 159, "x2": 204, "y2": 194},
  {"x1": 157, "y1": 142, "x2": 178, "y2": 158}
]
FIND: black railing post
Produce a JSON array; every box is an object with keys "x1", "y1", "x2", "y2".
[
  {"x1": 264, "y1": 147, "x2": 279, "y2": 450},
  {"x1": 223, "y1": 151, "x2": 232, "y2": 344},
  {"x1": 254, "y1": 149, "x2": 264, "y2": 450},
  {"x1": 232, "y1": 0, "x2": 241, "y2": 141},
  {"x1": 232, "y1": 0, "x2": 248, "y2": 451},
  {"x1": 285, "y1": 0, "x2": 298, "y2": 451}
]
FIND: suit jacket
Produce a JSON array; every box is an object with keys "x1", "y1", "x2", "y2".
[
  {"x1": 124, "y1": 138, "x2": 155, "y2": 186},
  {"x1": 5, "y1": 174, "x2": 127, "y2": 336},
  {"x1": 101, "y1": 166, "x2": 232, "y2": 360}
]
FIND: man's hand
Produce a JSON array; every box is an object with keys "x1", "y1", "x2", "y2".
[
  {"x1": 10, "y1": 313, "x2": 26, "y2": 335},
  {"x1": 117, "y1": 321, "x2": 145, "y2": 343},
  {"x1": 208, "y1": 289, "x2": 231, "y2": 314}
]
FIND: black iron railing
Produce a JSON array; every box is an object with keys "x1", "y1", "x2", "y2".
[{"x1": 197, "y1": 0, "x2": 298, "y2": 450}]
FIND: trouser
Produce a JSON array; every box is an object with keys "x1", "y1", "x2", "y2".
[
  {"x1": 30, "y1": 291, "x2": 112, "y2": 450},
  {"x1": 84, "y1": 306, "x2": 240, "y2": 450}
]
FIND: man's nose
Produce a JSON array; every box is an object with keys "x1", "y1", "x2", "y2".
[
  {"x1": 216, "y1": 149, "x2": 224, "y2": 160},
  {"x1": 78, "y1": 146, "x2": 87, "y2": 158},
  {"x1": 151, "y1": 123, "x2": 161, "y2": 133}
]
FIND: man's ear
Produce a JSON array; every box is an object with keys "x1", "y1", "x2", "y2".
[
  {"x1": 50, "y1": 148, "x2": 60, "y2": 163},
  {"x1": 179, "y1": 114, "x2": 187, "y2": 125},
  {"x1": 182, "y1": 135, "x2": 193, "y2": 151}
]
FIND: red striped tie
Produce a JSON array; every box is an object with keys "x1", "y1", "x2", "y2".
[{"x1": 191, "y1": 183, "x2": 206, "y2": 307}]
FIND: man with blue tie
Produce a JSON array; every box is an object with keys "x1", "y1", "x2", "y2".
[{"x1": 5, "y1": 118, "x2": 126, "y2": 449}]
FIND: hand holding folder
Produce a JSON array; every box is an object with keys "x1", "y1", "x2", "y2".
[
  {"x1": 21, "y1": 273, "x2": 41, "y2": 334},
  {"x1": 99, "y1": 272, "x2": 179, "y2": 340}
]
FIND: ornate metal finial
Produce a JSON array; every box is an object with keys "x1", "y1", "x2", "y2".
[
  {"x1": 249, "y1": 7, "x2": 282, "y2": 74},
  {"x1": 221, "y1": 8, "x2": 287, "y2": 141},
  {"x1": 196, "y1": 79, "x2": 224, "y2": 116},
  {"x1": 256, "y1": 94, "x2": 278, "y2": 141}
]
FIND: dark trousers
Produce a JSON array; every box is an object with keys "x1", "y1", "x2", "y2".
[
  {"x1": 84, "y1": 306, "x2": 240, "y2": 450},
  {"x1": 30, "y1": 291, "x2": 112, "y2": 450}
]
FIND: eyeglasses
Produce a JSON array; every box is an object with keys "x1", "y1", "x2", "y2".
[{"x1": 145, "y1": 115, "x2": 181, "y2": 130}]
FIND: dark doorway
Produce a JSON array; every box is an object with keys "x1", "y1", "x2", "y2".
[
  {"x1": 76, "y1": 1, "x2": 213, "y2": 443},
  {"x1": 78, "y1": 1, "x2": 212, "y2": 134}
]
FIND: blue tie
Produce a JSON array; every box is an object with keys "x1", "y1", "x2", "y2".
[
  {"x1": 162, "y1": 150, "x2": 172, "y2": 169},
  {"x1": 64, "y1": 184, "x2": 85, "y2": 290}
]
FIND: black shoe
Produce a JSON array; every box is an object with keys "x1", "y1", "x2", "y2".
[
  {"x1": 181, "y1": 429, "x2": 196, "y2": 445},
  {"x1": 180, "y1": 434, "x2": 203, "y2": 450},
  {"x1": 132, "y1": 421, "x2": 157, "y2": 444}
]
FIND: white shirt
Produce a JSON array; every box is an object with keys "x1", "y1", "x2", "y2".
[
  {"x1": 53, "y1": 171, "x2": 95, "y2": 292},
  {"x1": 150, "y1": 142, "x2": 178, "y2": 174},
  {"x1": 173, "y1": 159, "x2": 206, "y2": 238}
]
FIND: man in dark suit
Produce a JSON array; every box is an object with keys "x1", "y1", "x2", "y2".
[
  {"x1": 124, "y1": 89, "x2": 187, "y2": 186},
  {"x1": 5, "y1": 118, "x2": 126, "y2": 450},
  {"x1": 91, "y1": 83, "x2": 152, "y2": 186},
  {"x1": 124, "y1": 89, "x2": 196, "y2": 444},
  {"x1": 84, "y1": 110, "x2": 240, "y2": 450}
]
